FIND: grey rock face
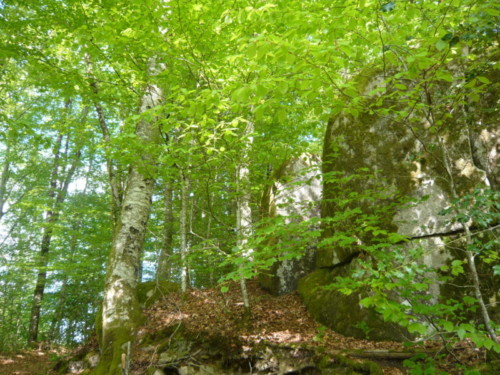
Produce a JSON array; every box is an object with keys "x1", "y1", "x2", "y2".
[
  {"x1": 310, "y1": 68, "x2": 499, "y2": 340},
  {"x1": 258, "y1": 154, "x2": 321, "y2": 295}
]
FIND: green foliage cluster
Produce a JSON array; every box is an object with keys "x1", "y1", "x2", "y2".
[
  {"x1": 329, "y1": 183, "x2": 499, "y2": 349},
  {"x1": 0, "y1": 2, "x2": 498, "y2": 374}
]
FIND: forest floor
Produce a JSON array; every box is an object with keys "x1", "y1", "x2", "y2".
[
  {"x1": 0, "y1": 348, "x2": 62, "y2": 375},
  {"x1": 133, "y1": 280, "x2": 488, "y2": 375},
  {"x1": 0, "y1": 280, "x2": 492, "y2": 375}
]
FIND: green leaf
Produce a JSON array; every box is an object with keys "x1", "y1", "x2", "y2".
[
  {"x1": 463, "y1": 296, "x2": 476, "y2": 305},
  {"x1": 360, "y1": 296, "x2": 376, "y2": 308},
  {"x1": 255, "y1": 84, "x2": 268, "y2": 98},
  {"x1": 494, "y1": 265, "x2": 500, "y2": 275},
  {"x1": 231, "y1": 86, "x2": 251, "y2": 103},
  {"x1": 435, "y1": 40, "x2": 448, "y2": 51},
  {"x1": 457, "y1": 327, "x2": 466, "y2": 339},
  {"x1": 476, "y1": 76, "x2": 490, "y2": 84},
  {"x1": 276, "y1": 108, "x2": 287, "y2": 122},
  {"x1": 442, "y1": 321, "x2": 454, "y2": 332},
  {"x1": 277, "y1": 81, "x2": 288, "y2": 95},
  {"x1": 436, "y1": 70, "x2": 453, "y2": 82},
  {"x1": 408, "y1": 323, "x2": 427, "y2": 335}
]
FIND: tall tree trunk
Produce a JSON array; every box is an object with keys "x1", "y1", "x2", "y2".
[
  {"x1": 48, "y1": 162, "x2": 90, "y2": 342},
  {"x1": 156, "y1": 178, "x2": 174, "y2": 281},
  {"x1": 0, "y1": 144, "x2": 10, "y2": 220},
  {"x1": 28, "y1": 127, "x2": 83, "y2": 344},
  {"x1": 236, "y1": 121, "x2": 254, "y2": 313},
  {"x1": 48, "y1": 237, "x2": 75, "y2": 342},
  {"x1": 95, "y1": 73, "x2": 162, "y2": 375},
  {"x1": 86, "y1": 55, "x2": 124, "y2": 226},
  {"x1": 27, "y1": 132, "x2": 62, "y2": 345},
  {"x1": 179, "y1": 171, "x2": 190, "y2": 293}
]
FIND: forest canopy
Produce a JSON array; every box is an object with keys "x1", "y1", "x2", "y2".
[{"x1": 0, "y1": 0, "x2": 498, "y2": 374}]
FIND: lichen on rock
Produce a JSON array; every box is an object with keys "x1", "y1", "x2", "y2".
[{"x1": 313, "y1": 62, "x2": 499, "y2": 342}]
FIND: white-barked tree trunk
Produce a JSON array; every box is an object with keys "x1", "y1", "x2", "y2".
[{"x1": 95, "y1": 73, "x2": 163, "y2": 375}]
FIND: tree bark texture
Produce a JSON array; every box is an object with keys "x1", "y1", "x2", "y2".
[
  {"x1": 236, "y1": 121, "x2": 254, "y2": 311},
  {"x1": 0, "y1": 144, "x2": 10, "y2": 220},
  {"x1": 179, "y1": 172, "x2": 190, "y2": 293},
  {"x1": 96, "y1": 77, "x2": 162, "y2": 375},
  {"x1": 86, "y1": 54, "x2": 124, "y2": 226},
  {"x1": 157, "y1": 179, "x2": 174, "y2": 281},
  {"x1": 28, "y1": 128, "x2": 83, "y2": 344}
]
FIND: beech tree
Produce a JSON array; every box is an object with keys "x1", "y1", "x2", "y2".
[
  {"x1": 96, "y1": 66, "x2": 163, "y2": 374},
  {"x1": 28, "y1": 120, "x2": 84, "y2": 344}
]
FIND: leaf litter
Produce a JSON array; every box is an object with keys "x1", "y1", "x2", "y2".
[{"x1": 1, "y1": 280, "x2": 493, "y2": 374}]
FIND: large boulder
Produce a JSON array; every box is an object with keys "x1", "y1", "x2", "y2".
[
  {"x1": 298, "y1": 265, "x2": 410, "y2": 341},
  {"x1": 303, "y1": 66, "x2": 499, "y2": 340},
  {"x1": 258, "y1": 154, "x2": 321, "y2": 295}
]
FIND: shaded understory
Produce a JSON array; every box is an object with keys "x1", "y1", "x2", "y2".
[{"x1": 1, "y1": 281, "x2": 497, "y2": 375}]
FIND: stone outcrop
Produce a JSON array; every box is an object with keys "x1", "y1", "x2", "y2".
[
  {"x1": 299, "y1": 66, "x2": 499, "y2": 340},
  {"x1": 258, "y1": 154, "x2": 321, "y2": 295},
  {"x1": 138, "y1": 323, "x2": 383, "y2": 375},
  {"x1": 298, "y1": 266, "x2": 411, "y2": 341}
]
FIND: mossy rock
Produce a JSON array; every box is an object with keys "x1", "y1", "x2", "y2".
[
  {"x1": 257, "y1": 154, "x2": 321, "y2": 296},
  {"x1": 318, "y1": 354, "x2": 383, "y2": 375},
  {"x1": 258, "y1": 246, "x2": 316, "y2": 296},
  {"x1": 137, "y1": 280, "x2": 180, "y2": 308},
  {"x1": 298, "y1": 266, "x2": 410, "y2": 341}
]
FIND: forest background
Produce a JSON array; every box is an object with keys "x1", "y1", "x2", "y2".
[{"x1": 0, "y1": 0, "x2": 498, "y2": 373}]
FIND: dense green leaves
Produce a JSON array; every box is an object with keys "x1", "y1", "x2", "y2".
[{"x1": 0, "y1": 2, "x2": 498, "y2": 369}]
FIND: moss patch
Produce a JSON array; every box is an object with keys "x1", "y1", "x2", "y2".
[
  {"x1": 298, "y1": 266, "x2": 410, "y2": 342},
  {"x1": 92, "y1": 292, "x2": 145, "y2": 375},
  {"x1": 91, "y1": 321, "x2": 138, "y2": 375},
  {"x1": 318, "y1": 354, "x2": 383, "y2": 375},
  {"x1": 470, "y1": 360, "x2": 500, "y2": 375}
]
